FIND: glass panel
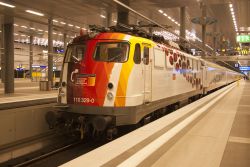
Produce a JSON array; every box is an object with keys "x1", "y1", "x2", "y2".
[
  {"x1": 143, "y1": 47, "x2": 149, "y2": 65},
  {"x1": 93, "y1": 42, "x2": 129, "y2": 63},
  {"x1": 65, "y1": 45, "x2": 86, "y2": 63},
  {"x1": 133, "y1": 43, "x2": 141, "y2": 64}
]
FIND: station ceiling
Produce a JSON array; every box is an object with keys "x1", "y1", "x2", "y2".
[{"x1": 0, "y1": 0, "x2": 248, "y2": 56}]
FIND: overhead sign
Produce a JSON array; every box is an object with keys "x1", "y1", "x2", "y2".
[
  {"x1": 239, "y1": 66, "x2": 250, "y2": 71},
  {"x1": 236, "y1": 35, "x2": 250, "y2": 43}
]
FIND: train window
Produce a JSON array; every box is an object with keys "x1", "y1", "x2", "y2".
[
  {"x1": 154, "y1": 48, "x2": 165, "y2": 68},
  {"x1": 133, "y1": 43, "x2": 141, "y2": 64},
  {"x1": 143, "y1": 47, "x2": 149, "y2": 65},
  {"x1": 93, "y1": 42, "x2": 129, "y2": 63},
  {"x1": 65, "y1": 45, "x2": 86, "y2": 63}
]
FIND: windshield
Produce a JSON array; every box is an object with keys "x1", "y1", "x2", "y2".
[
  {"x1": 93, "y1": 42, "x2": 129, "y2": 63},
  {"x1": 65, "y1": 45, "x2": 86, "y2": 63}
]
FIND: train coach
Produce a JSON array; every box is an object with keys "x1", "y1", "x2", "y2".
[{"x1": 47, "y1": 28, "x2": 242, "y2": 139}]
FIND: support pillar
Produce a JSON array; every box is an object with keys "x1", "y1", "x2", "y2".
[
  {"x1": 106, "y1": 12, "x2": 112, "y2": 27},
  {"x1": 3, "y1": 15, "x2": 14, "y2": 93},
  {"x1": 29, "y1": 35, "x2": 33, "y2": 81},
  {"x1": 48, "y1": 18, "x2": 53, "y2": 86},
  {"x1": 213, "y1": 23, "x2": 217, "y2": 54},
  {"x1": 0, "y1": 24, "x2": 4, "y2": 83},
  {"x1": 180, "y1": 7, "x2": 186, "y2": 45},
  {"x1": 117, "y1": 0, "x2": 129, "y2": 25},
  {"x1": 201, "y1": 4, "x2": 207, "y2": 56}
]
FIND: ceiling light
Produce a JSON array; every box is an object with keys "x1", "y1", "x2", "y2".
[
  {"x1": 175, "y1": 21, "x2": 178, "y2": 24},
  {"x1": 53, "y1": 19, "x2": 58, "y2": 22},
  {"x1": 100, "y1": 15, "x2": 106, "y2": 18},
  {"x1": 21, "y1": 25, "x2": 27, "y2": 29},
  {"x1": 58, "y1": 33, "x2": 63, "y2": 36},
  {"x1": 38, "y1": 29, "x2": 43, "y2": 31},
  {"x1": 45, "y1": 31, "x2": 48, "y2": 33},
  {"x1": 68, "y1": 24, "x2": 73, "y2": 27},
  {"x1": 30, "y1": 27, "x2": 35, "y2": 30},
  {"x1": 82, "y1": 28, "x2": 87, "y2": 30},
  {"x1": 21, "y1": 34, "x2": 26, "y2": 37},
  {"x1": 0, "y1": 2, "x2": 15, "y2": 8},
  {"x1": 158, "y1": 9, "x2": 163, "y2": 13},
  {"x1": 168, "y1": 16, "x2": 171, "y2": 19},
  {"x1": 229, "y1": 4, "x2": 233, "y2": 8},
  {"x1": 163, "y1": 13, "x2": 167, "y2": 16},
  {"x1": 25, "y1": 10, "x2": 44, "y2": 16},
  {"x1": 75, "y1": 26, "x2": 80, "y2": 28},
  {"x1": 113, "y1": 20, "x2": 117, "y2": 23},
  {"x1": 60, "y1": 22, "x2": 66, "y2": 25},
  {"x1": 53, "y1": 32, "x2": 57, "y2": 35},
  {"x1": 14, "y1": 24, "x2": 19, "y2": 26},
  {"x1": 14, "y1": 33, "x2": 19, "y2": 36},
  {"x1": 171, "y1": 19, "x2": 175, "y2": 22},
  {"x1": 230, "y1": 8, "x2": 234, "y2": 12}
]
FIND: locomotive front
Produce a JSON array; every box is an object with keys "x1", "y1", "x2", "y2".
[{"x1": 56, "y1": 32, "x2": 134, "y2": 137}]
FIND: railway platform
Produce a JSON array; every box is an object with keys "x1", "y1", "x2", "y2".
[{"x1": 61, "y1": 80, "x2": 250, "y2": 167}]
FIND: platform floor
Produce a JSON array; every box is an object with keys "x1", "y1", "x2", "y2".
[
  {"x1": 0, "y1": 79, "x2": 57, "y2": 98},
  {"x1": 152, "y1": 80, "x2": 249, "y2": 167}
]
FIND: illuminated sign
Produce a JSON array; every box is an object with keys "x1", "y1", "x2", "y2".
[
  {"x1": 236, "y1": 35, "x2": 250, "y2": 43},
  {"x1": 239, "y1": 66, "x2": 250, "y2": 71}
]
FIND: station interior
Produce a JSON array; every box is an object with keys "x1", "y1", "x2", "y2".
[{"x1": 0, "y1": 0, "x2": 249, "y2": 167}]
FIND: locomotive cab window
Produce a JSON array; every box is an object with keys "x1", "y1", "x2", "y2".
[
  {"x1": 133, "y1": 43, "x2": 141, "y2": 64},
  {"x1": 93, "y1": 42, "x2": 129, "y2": 63},
  {"x1": 143, "y1": 47, "x2": 149, "y2": 65},
  {"x1": 65, "y1": 45, "x2": 86, "y2": 63}
]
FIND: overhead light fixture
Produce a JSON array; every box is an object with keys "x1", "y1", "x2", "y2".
[
  {"x1": 229, "y1": 3, "x2": 238, "y2": 32},
  {"x1": 100, "y1": 15, "x2": 106, "y2": 18},
  {"x1": 68, "y1": 24, "x2": 73, "y2": 27},
  {"x1": 53, "y1": 32, "x2": 57, "y2": 35},
  {"x1": 38, "y1": 29, "x2": 43, "y2": 32},
  {"x1": 30, "y1": 27, "x2": 35, "y2": 30},
  {"x1": 75, "y1": 26, "x2": 80, "y2": 28},
  {"x1": 14, "y1": 24, "x2": 19, "y2": 26},
  {"x1": 163, "y1": 13, "x2": 167, "y2": 16},
  {"x1": 0, "y1": 2, "x2": 15, "y2": 8},
  {"x1": 60, "y1": 22, "x2": 66, "y2": 25},
  {"x1": 58, "y1": 33, "x2": 63, "y2": 36},
  {"x1": 158, "y1": 9, "x2": 163, "y2": 13},
  {"x1": 45, "y1": 31, "x2": 48, "y2": 33},
  {"x1": 82, "y1": 28, "x2": 87, "y2": 30},
  {"x1": 25, "y1": 10, "x2": 44, "y2": 16},
  {"x1": 14, "y1": 33, "x2": 19, "y2": 36},
  {"x1": 53, "y1": 19, "x2": 58, "y2": 23},
  {"x1": 21, "y1": 25, "x2": 27, "y2": 29},
  {"x1": 113, "y1": 20, "x2": 117, "y2": 23}
]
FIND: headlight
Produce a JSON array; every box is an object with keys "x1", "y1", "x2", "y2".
[{"x1": 107, "y1": 92, "x2": 113, "y2": 100}]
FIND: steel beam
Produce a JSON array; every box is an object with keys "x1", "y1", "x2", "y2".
[{"x1": 29, "y1": 35, "x2": 33, "y2": 81}]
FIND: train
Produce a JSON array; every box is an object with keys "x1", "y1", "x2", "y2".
[{"x1": 46, "y1": 27, "x2": 242, "y2": 139}]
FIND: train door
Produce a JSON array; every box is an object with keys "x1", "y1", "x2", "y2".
[
  {"x1": 60, "y1": 45, "x2": 85, "y2": 104},
  {"x1": 142, "y1": 45, "x2": 152, "y2": 103}
]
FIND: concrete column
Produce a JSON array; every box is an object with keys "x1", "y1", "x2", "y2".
[
  {"x1": 180, "y1": 7, "x2": 186, "y2": 44},
  {"x1": 106, "y1": 12, "x2": 112, "y2": 27},
  {"x1": 29, "y1": 35, "x2": 33, "y2": 81},
  {"x1": 3, "y1": 15, "x2": 14, "y2": 93},
  {"x1": 0, "y1": 24, "x2": 4, "y2": 83},
  {"x1": 48, "y1": 18, "x2": 53, "y2": 85},
  {"x1": 117, "y1": 0, "x2": 129, "y2": 25},
  {"x1": 63, "y1": 33, "x2": 67, "y2": 52},
  {"x1": 213, "y1": 23, "x2": 217, "y2": 53},
  {"x1": 201, "y1": 4, "x2": 207, "y2": 56}
]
